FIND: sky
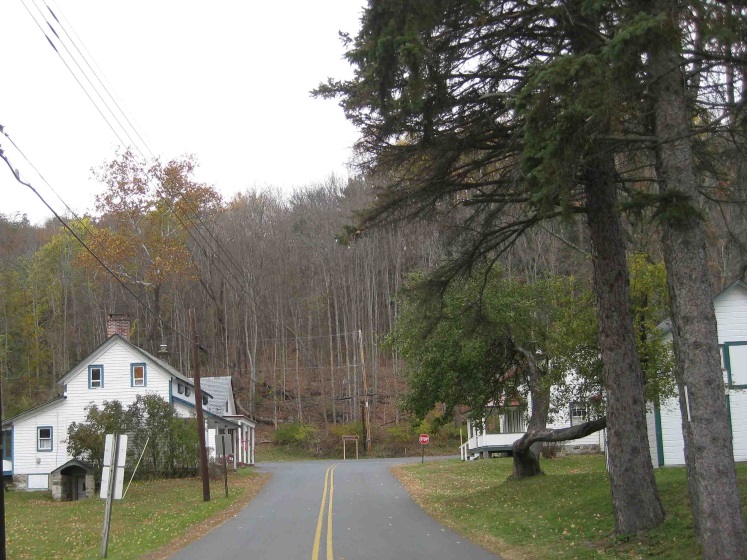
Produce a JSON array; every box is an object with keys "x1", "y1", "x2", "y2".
[{"x1": 0, "y1": 0, "x2": 365, "y2": 224}]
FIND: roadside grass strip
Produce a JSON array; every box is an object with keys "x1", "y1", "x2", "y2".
[
  {"x1": 392, "y1": 455, "x2": 747, "y2": 560},
  {"x1": 6, "y1": 468, "x2": 269, "y2": 560}
]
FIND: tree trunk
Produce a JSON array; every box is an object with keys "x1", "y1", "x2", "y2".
[
  {"x1": 513, "y1": 417, "x2": 607, "y2": 479},
  {"x1": 510, "y1": 345, "x2": 551, "y2": 479},
  {"x1": 566, "y1": 4, "x2": 664, "y2": 533},
  {"x1": 585, "y1": 165, "x2": 665, "y2": 534},
  {"x1": 648, "y1": 5, "x2": 746, "y2": 556},
  {"x1": 511, "y1": 382, "x2": 551, "y2": 479}
]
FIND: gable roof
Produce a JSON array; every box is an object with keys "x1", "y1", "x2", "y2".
[
  {"x1": 51, "y1": 458, "x2": 95, "y2": 474},
  {"x1": 716, "y1": 280, "x2": 747, "y2": 301},
  {"x1": 56, "y1": 334, "x2": 196, "y2": 389},
  {"x1": 200, "y1": 376, "x2": 233, "y2": 415},
  {"x1": 2, "y1": 396, "x2": 66, "y2": 427}
]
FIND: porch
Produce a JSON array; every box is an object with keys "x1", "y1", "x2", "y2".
[{"x1": 461, "y1": 406, "x2": 526, "y2": 460}]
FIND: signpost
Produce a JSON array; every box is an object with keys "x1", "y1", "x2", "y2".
[
  {"x1": 342, "y1": 435, "x2": 359, "y2": 460},
  {"x1": 419, "y1": 433, "x2": 429, "y2": 463},
  {"x1": 100, "y1": 433, "x2": 127, "y2": 558}
]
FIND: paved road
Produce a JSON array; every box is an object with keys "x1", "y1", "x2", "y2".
[{"x1": 170, "y1": 457, "x2": 501, "y2": 560}]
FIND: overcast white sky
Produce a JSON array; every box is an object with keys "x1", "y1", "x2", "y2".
[{"x1": 0, "y1": 0, "x2": 365, "y2": 224}]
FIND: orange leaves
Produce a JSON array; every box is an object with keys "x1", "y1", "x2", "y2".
[{"x1": 86, "y1": 150, "x2": 218, "y2": 287}]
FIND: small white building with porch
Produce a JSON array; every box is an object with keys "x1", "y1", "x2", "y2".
[{"x1": 201, "y1": 376, "x2": 256, "y2": 467}]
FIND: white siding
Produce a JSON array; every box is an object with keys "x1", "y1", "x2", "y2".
[
  {"x1": 730, "y1": 390, "x2": 747, "y2": 462},
  {"x1": 658, "y1": 396, "x2": 686, "y2": 466},
  {"x1": 12, "y1": 403, "x2": 70, "y2": 476},
  {"x1": 173, "y1": 400, "x2": 195, "y2": 419},
  {"x1": 728, "y1": 345, "x2": 747, "y2": 385},
  {"x1": 714, "y1": 283, "x2": 747, "y2": 343},
  {"x1": 64, "y1": 340, "x2": 172, "y2": 410},
  {"x1": 548, "y1": 405, "x2": 606, "y2": 449}
]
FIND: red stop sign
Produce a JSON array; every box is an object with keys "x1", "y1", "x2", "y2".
[{"x1": 419, "y1": 433, "x2": 430, "y2": 444}]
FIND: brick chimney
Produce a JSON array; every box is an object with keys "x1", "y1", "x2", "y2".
[{"x1": 106, "y1": 313, "x2": 131, "y2": 341}]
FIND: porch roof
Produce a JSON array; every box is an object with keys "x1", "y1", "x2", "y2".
[{"x1": 51, "y1": 458, "x2": 95, "y2": 475}]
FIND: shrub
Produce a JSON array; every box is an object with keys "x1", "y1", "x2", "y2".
[
  {"x1": 67, "y1": 395, "x2": 199, "y2": 480},
  {"x1": 541, "y1": 441, "x2": 563, "y2": 459},
  {"x1": 272, "y1": 423, "x2": 318, "y2": 448}
]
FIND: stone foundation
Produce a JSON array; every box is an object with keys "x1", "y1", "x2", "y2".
[
  {"x1": 559, "y1": 443, "x2": 601, "y2": 455},
  {"x1": 11, "y1": 473, "x2": 49, "y2": 491},
  {"x1": 12, "y1": 474, "x2": 28, "y2": 491}
]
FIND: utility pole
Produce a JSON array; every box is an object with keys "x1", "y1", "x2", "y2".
[
  {"x1": 190, "y1": 309, "x2": 210, "y2": 502},
  {"x1": 359, "y1": 330, "x2": 371, "y2": 453}
]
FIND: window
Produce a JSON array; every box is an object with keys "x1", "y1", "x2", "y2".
[
  {"x1": 3, "y1": 430, "x2": 12, "y2": 461},
  {"x1": 185, "y1": 387, "x2": 191, "y2": 397},
  {"x1": 723, "y1": 343, "x2": 747, "y2": 386},
  {"x1": 131, "y1": 363, "x2": 146, "y2": 387},
  {"x1": 570, "y1": 402, "x2": 587, "y2": 426},
  {"x1": 504, "y1": 408, "x2": 525, "y2": 433},
  {"x1": 37, "y1": 427, "x2": 53, "y2": 452},
  {"x1": 178, "y1": 383, "x2": 184, "y2": 395},
  {"x1": 88, "y1": 365, "x2": 103, "y2": 389}
]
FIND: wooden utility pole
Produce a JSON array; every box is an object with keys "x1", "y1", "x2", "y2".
[
  {"x1": 221, "y1": 435, "x2": 229, "y2": 498},
  {"x1": 359, "y1": 330, "x2": 371, "y2": 453},
  {"x1": 190, "y1": 309, "x2": 210, "y2": 502}
]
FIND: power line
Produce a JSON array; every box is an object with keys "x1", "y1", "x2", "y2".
[
  {"x1": 14, "y1": 0, "x2": 348, "y2": 371},
  {"x1": 42, "y1": 0, "x2": 153, "y2": 155},
  {"x1": 18, "y1": 0, "x2": 139, "y2": 152}
]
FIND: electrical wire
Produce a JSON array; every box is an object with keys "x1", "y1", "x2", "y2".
[{"x1": 12, "y1": 2, "x2": 365, "y2": 382}]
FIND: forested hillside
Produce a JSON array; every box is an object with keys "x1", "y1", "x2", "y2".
[{"x1": 1, "y1": 155, "x2": 742, "y2": 427}]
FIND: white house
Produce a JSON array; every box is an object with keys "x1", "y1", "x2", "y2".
[
  {"x1": 2, "y1": 314, "x2": 255, "y2": 499},
  {"x1": 460, "y1": 394, "x2": 606, "y2": 460},
  {"x1": 647, "y1": 280, "x2": 747, "y2": 467}
]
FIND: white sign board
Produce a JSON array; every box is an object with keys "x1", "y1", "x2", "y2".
[{"x1": 100, "y1": 434, "x2": 127, "y2": 500}]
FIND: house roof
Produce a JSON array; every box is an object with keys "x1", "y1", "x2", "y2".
[
  {"x1": 200, "y1": 376, "x2": 233, "y2": 415},
  {"x1": 51, "y1": 458, "x2": 95, "y2": 474},
  {"x1": 171, "y1": 395, "x2": 240, "y2": 428},
  {"x1": 2, "y1": 396, "x2": 66, "y2": 427},
  {"x1": 56, "y1": 334, "x2": 202, "y2": 392}
]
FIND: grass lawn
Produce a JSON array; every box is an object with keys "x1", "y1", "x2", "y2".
[
  {"x1": 393, "y1": 455, "x2": 747, "y2": 560},
  {"x1": 6, "y1": 468, "x2": 269, "y2": 560}
]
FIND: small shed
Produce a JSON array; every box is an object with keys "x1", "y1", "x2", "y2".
[{"x1": 50, "y1": 459, "x2": 95, "y2": 501}]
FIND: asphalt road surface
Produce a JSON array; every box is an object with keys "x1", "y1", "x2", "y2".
[{"x1": 170, "y1": 456, "x2": 502, "y2": 560}]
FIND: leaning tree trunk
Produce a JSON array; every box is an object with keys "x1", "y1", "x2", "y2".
[
  {"x1": 510, "y1": 345, "x2": 551, "y2": 478},
  {"x1": 585, "y1": 164, "x2": 666, "y2": 533},
  {"x1": 513, "y1": 417, "x2": 608, "y2": 479},
  {"x1": 648, "y1": 5, "x2": 746, "y2": 556},
  {"x1": 511, "y1": 381, "x2": 550, "y2": 479}
]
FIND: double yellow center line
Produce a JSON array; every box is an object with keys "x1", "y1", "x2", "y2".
[{"x1": 312, "y1": 464, "x2": 337, "y2": 560}]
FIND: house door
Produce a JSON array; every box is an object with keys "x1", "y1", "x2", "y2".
[{"x1": 73, "y1": 475, "x2": 86, "y2": 500}]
